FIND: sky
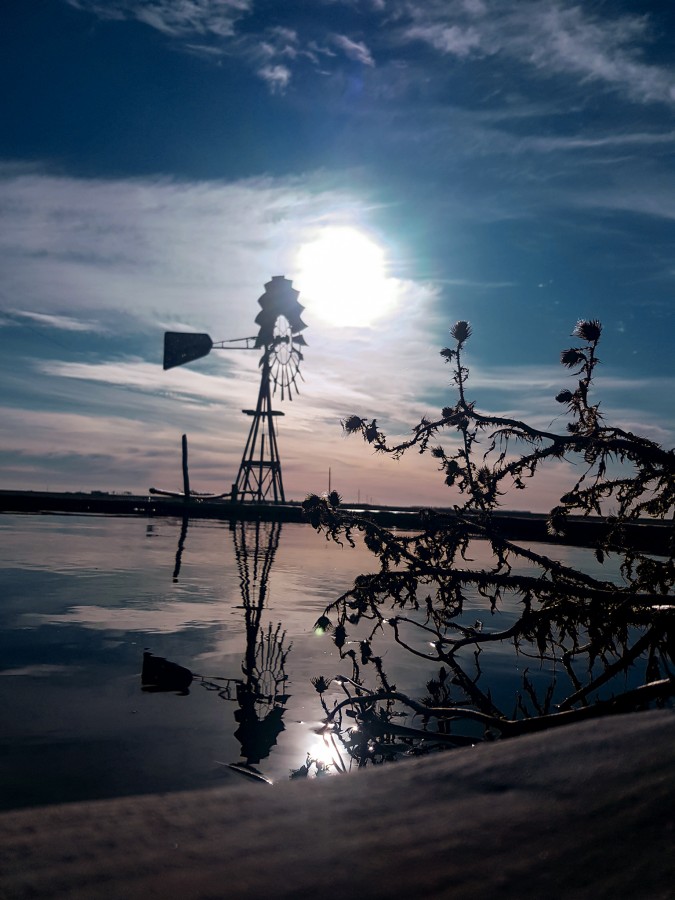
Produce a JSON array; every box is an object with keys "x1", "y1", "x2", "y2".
[{"x1": 1, "y1": 0, "x2": 674, "y2": 510}]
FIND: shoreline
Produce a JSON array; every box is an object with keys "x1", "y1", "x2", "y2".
[{"x1": 0, "y1": 488, "x2": 670, "y2": 553}]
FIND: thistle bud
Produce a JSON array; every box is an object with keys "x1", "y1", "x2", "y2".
[
  {"x1": 342, "y1": 415, "x2": 364, "y2": 434},
  {"x1": 364, "y1": 421, "x2": 379, "y2": 443},
  {"x1": 314, "y1": 615, "x2": 333, "y2": 634},
  {"x1": 450, "y1": 321, "x2": 472, "y2": 344},
  {"x1": 573, "y1": 319, "x2": 602, "y2": 342},
  {"x1": 555, "y1": 389, "x2": 574, "y2": 404},
  {"x1": 560, "y1": 348, "x2": 585, "y2": 368},
  {"x1": 311, "y1": 676, "x2": 332, "y2": 694},
  {"x1": 328, "y1": 490, "x2": 342, "y2": 509}
]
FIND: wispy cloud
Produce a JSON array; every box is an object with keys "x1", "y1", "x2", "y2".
[
  {"x1": 65, "y1": 0, "x2": 363, "y2": 86},
  {"x1": 0, "y1": 168, "x2": 377, "y2": 332},
  {"x1": 7, "y1": 310, "x2": 105, "y2": 332},
  {"x1": 405, "y1": 23, "x2": 481, "y2": 58},
  {"x1": 332, "y1": 34, "x2": 375, "y2": 67},
  {"x1": 436, "y1": 278, "x2": 517, "y2": 288},
  {"x1": 66, "y1": 0, "x2": 251, "y2": 39},
  {"x1": 257, "y1": 64, "x2": 292, "y2": 93},
  {"x1": 39, "y1": 357, "x2": 252, "y2": 406},
  {"x1": 564, "y1": 174, "x2": 675, "y2": 221},
  {"x1": 62, "y1": 0, "x2": 675, "y2": 108},
  {"x1": 512, "y1": 130, "x2": 675, "y2": 154},
  {"x1": 400, "y1": 1, "x2": 675, "y2": 107}
]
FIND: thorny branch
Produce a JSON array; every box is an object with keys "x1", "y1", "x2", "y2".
[{"x1": 303, "y1": 319, "x2": 674, "y2": 769}]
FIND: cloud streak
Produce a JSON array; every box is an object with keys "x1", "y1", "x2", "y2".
[
  {"x1": 8, "y1": 310, "x2": 106, "y2": 332},
  {"x1": 332, "y1": 34, "x2": 375, "y2": 67},
  {"x1": 0, "y1": 168, "x2": 380, "y2": 331},
  {"x1": 400, "y1": 1, "x2": 675, "y2": 107},
  {"x1": 66, "y1": 0, "x2": 251, "y2": 39}
]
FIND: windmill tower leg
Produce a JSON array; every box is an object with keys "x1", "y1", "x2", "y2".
[{"x1": 234, "y1": 357, "x2": 286, "y2": 503}]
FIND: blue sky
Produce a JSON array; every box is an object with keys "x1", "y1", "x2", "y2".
[{"x1": 1, "y1": 0, "x2": 673, "y2": 508}]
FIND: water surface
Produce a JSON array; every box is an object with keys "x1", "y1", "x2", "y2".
[
  {"x1": 0, "y1": 514, "x2": 443, "y2": 809},
  {"x1": 0, "y1": 512, "x2": 651, "y2": 811}
]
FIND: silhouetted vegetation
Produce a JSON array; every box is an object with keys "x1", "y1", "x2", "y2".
[{"x1": 304, "y1": 320, "x2": 674, "y2": 767}]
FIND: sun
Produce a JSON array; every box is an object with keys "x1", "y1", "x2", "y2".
[{"x1": 295, "y1": 227, "x2": 396, "y2": 327}]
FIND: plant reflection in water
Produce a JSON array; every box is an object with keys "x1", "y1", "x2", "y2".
[{"x1": 302, "y1": 509, "x2": 673, "y2": 772}]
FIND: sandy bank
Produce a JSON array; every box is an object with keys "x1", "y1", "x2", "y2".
[{"x1": 1, "y1": 709, "x2": 673, "y2": 899}]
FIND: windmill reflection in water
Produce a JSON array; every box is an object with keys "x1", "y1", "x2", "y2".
[{"x1": 141, "y1": 519, "x2": 291, "y2": 781}]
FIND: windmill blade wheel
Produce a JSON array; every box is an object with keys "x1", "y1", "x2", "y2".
[
  {"x1": 254, "y1": 276, "x2": 307, "y2": 399},
  {"x1": 270, "y1": 315, "x2": 303, "y2": 400}
]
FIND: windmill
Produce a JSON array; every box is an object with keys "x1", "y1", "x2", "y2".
[{"x1": 162, "y1": 276, "x2": 307, "y2": 503}]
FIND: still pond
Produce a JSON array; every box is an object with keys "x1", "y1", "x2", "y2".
[{"x1": 0, "y1": 512, "x2": 647, "y2": 810}]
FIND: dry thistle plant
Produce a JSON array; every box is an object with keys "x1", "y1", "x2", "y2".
[{"x1": 303, "y1": 320, "x2": 674, "y2": 767}]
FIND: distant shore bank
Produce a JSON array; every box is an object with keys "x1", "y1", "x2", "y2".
[{"x1": 0, "y1": 488, "x2": 670, "y2": 553}]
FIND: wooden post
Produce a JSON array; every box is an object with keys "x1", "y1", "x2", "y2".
[{"x1": 181, "y1": 434, "x2": 190, "y2": 501}]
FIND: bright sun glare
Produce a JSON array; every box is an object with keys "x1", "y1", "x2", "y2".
[{"x1": 295, "y1": 227, "x2": 396, "y2": 327}]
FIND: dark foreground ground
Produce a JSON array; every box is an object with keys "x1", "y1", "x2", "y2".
[{"x1": 1, "y1": 710, "x2": 672, "y2": 899}]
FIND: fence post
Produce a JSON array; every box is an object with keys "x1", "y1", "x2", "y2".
[{"x1": 181, "y1": 434, "x2": 190, "y2": 502}]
